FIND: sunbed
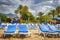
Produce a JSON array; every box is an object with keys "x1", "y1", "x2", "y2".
[
  {"x1": 0, "y1": 23, "x2": 6, "y2": 29},
  {"x1": 28, "y1": 24, "x2": 36, "y2": 29},
  {"x1": 38, "y1": 24, "x2": 49, "y2": 36},
  {"x1": 38, "y1": 24, "x2": 58, "y2": 37},
  {"x1": 56, "y1": 24, "x2": 60, "y2": 28},
  {"x1": 1, "y1": 24, "x2": 6, "y2": 29},
  {"x1": 32, "y1": 24, "x2": 36, "y2": 29},
  {"x1": 4, "y1": 25, "x2": 16, "y2": 37},
  {"x1": 48, "y1": 24, "x2": 60, "y2": 33},
  {"x1": 18, "y1": 24, "x2": 31, "y2": 37}
]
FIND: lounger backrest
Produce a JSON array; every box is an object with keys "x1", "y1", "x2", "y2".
[
  {"x1": 57, "y1": 24, "x2": 60, "y2": 28},
  {"x1": 28, "y1": 24, "x2": 33, "y2": 28},
  {"x1": 7, "y1": 25, "x2": 16, "y2": 31},
  {"x1": 18, "y1": 24, "x2": 28, "y2": 31},
  {"x1": 26, "y1": 24, "x2": 36, "y2": 29},
  {"x1": 11, "y1": 20, "x2": 18, "y2": 24},
  {"x1": 39, "y1": 24, "x2": 50, "y2": 32},
  {"x1": 43, "y1": 21, "x2": 47, "y2": 25},
  {"x1": 31, "y1": 24, "x2": 36, "y2": 28},
  {"x1": 48, "y1": 24, "x2": 58, "y2": 31},
  {"x1": 32, "y1": 24, "x2": 36, "y2": 27}
]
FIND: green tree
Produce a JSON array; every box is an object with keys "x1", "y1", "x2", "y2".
[
  {"x1": 38, "y1": 12, "x2": 44, "y2": 23},
  {"x1": 21, "y1": 12, "x2": 35, "y2": 21},
  {"x1": 18, "y1": 5, "x2": 23, "y2": 10},
  {"x1": 0, "y1": 13, "x2": 7, "y2": 22},
  {"x1": 48, "y1": 9, "x2": 57, "y2": 18},
  {"x1": 15, "y1": 5, "x2": 23, "y2": 14},
  {"x1": 21, "y1": 13, "x2": 28, "y2": 20},
  {"x1": 22, "y1": 5, "x2": 28, "y2": 13},
  {"x1": 51, "y1": 10, "x2": 55, "y2": 18},
  {"x1": 43, "y1": 15, "x2": 51, "y2": 21},
  {"x1": 15, "y1": 5, "x2": 23, "y2": 18},
  {"x1": 56, "y1": 6, "x2": 60, "y2": 17},
  {"x1": 47, "y1": 9, "x2": 58, "y2": 22},
  {"x1": 38, "y1": 12, "x2": 44, "y2": 17},
  {"x1": 15, "y1": 5, "x2": 29, "y2": 18}
]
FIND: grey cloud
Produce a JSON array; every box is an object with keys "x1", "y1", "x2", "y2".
[
  {"x1": 0, "y1": 0, "x2": 60, "y2": 16},
  {"x1": 0, "y1": 0, "x2": 20, "y2": 14}
]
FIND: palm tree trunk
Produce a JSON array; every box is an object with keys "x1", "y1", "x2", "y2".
[{"x1": 53, "y1": 13, "x2": 54, "y2": 18}]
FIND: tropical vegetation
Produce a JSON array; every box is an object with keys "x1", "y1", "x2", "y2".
[
  {"x1": 0, "y1": 13, "x2": 7, "y2": 22},
  {"x1": 0, "y1": 5, "x2": 60, "y2": 23}
]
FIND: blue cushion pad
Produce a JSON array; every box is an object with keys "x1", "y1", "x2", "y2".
[
  {"x1": 4, "y1": 25, "x2": 16, "y2": 33},
  {"x1": 18, "y1": 25, "x2": 28, "y2": 33},
  {"x1": 19, "y1": 31, "x2": 28, "y2": 33},
  {"x1": 1, "y1": 25, "x2": 6, "y2": 28},
  {"x1": 4, "y1": 31, "x2": 15, "y2": 33}
]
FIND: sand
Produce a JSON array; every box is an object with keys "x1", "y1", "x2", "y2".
[{"x1": 0, "y1": 28, "x2": 60, "y2": 40}]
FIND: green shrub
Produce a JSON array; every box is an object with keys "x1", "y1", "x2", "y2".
[{"x1": 22, "y1": 20, "x2": 26, "y2": 23}]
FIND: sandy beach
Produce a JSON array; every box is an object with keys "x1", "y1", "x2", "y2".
[{"x1": 0, "y1": 28, "x2": 60, "y2": 40}]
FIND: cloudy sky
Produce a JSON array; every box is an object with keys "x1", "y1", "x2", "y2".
[{"x1": 0, "y1": 0, "x2": 60, "y2": 16}]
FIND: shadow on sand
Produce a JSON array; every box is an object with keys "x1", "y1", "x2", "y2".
[
  {"x1": 39, "y1": 33, "x2": 60, "y2": 38},
  {"x1": 0, "y1": 34, "x2": 30, "y2": 40}
]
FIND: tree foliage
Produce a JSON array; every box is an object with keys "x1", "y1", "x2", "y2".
[
  {"x1": 0, "y1": 13, "x2": 7, "y2": 22},
  {"x1": 15, "y1": 5, "x2": 35, "y2": 22},
  {"x1": 56, "y1": 6, "x2": 60, "y2": 17},
  {"x1": 15, "y1": 5, "x2": 60, "y2": 23},
  {"x1": 37, "y1": 12, "x2": 44, "y2": 23}
]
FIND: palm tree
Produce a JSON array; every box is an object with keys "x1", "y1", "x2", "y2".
[
  {"x1": 49, "y1": 9, "x2": 57, "y2": 18},
  {"x1": 22, "y1": 5, "x2": 28, "y2": 13},
  {"x1": 38, "y1": 12, "x2": 44, "y2": 17},
  {"x1": 15, "y1": 5, "x2": 29, "y2": 18},
  {"x1": 38, "y1": 12, "x2": 44, "y2": 23},
  {"x1": 56, "y1": 6, "x2": 60, "y2": 17},
  {"x1": 15, "y1": 5, "x2": 23, "y2": 18}
]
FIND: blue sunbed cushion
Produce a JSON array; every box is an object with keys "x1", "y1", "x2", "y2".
[
  {"x1": 39, "y1": 24, "x2": 50, "y2": 32},
  {"x1": 48, "y1": 24, "x2": 58, "y2": 32},
  {"x1": 28, "y1": 24, "x2": 36, "y2": 29},
  {"x1": 5, "y1": 30, "x2": 15, "y2": 33},
  {"x1": 4, "y1": 25, "x2": 16, "y2": 33},
  {"x1": 43, "y1": 21, "x2": 47, "y2": 25},
  {"x1": 28, "y1": 24, "x2": 33, "y2": 28},
  {"x1": 32, "y1": 24, "x2": 36, "y2": 28},
  {"x1": 1, "y1": 25, "x2": 6, "y2": 28},
  {"x1": 18, "y1": 24, "x2": 28, "y2": 33},
  {"x1": 57, "y1": 24, "x2": 60, "y2": 28}
]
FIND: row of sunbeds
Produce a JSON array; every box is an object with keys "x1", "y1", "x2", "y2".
[
  {"x1": 0, "y1": 23, "x2": 60, "y2": 37},
  {"x1": 0, "y1": 23, "x2": 37, "y2": 29},
  {"x1": 2, "y1": 24, "x2": 31, "y2": 37},
  {"x1": 38, "y1": 23, "x2": 60, "y2": 37}
]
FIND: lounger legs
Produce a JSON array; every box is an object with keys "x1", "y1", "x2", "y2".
[
  {"x1": 43, "y1": 33, "x2": 47, "y2": 40},
  {"x1": 58, "y1": 33, "x2": 60, "y2": 36},
  {"x1": 28, "y1": 32, "x2": 31, "y2": 37},
  {"x1": 18, "y1": 34, "x2": 20, "y2": 38},
  {"x1": 4, "y1": 34, "x2": 5, "y2": 37}
]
